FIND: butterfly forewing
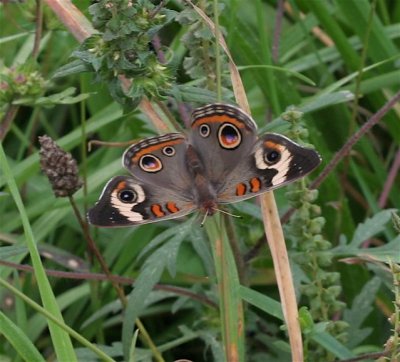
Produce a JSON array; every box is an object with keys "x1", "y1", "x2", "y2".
[{"x1": 189, "y1": 103, "x2": 258, "y2": 189}]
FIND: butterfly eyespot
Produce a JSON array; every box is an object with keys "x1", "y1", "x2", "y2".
[
  {"x1": 218, "y1": 123, "x2": 241, "y2": 149},
  {"x1": 139, "y1": 154, "x2": 162, "y2": 172},
  {"x1": 118, "y1": 189, "x2": 137, "y2": 203},
  {"x1": 264, "y1": 150, "x2": 281, "y2": 164},
  {"x1": 162, "y1": 146, "x2": 175, "y2": 156},
  {"x1": 199, "y1": 124, "x2": 211, "y2": 138}
]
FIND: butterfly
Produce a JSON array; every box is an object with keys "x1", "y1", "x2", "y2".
[{"x1": 88, "y1": 103, "x2": 321, "y2": 227}]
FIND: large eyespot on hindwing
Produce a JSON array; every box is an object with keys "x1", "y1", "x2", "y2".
[
  {"x1": 254, "y1": 141, "x2": 288, "y2": 170},
  {"x1": 117, "y1": 188, "x2": 137, "y2": 203},
  {"x1": 264, "y1": 148, "x2": 281, "y2": 165},
  {"x1": 139, "y1": 154, "x2": 162, "y2": 173},
  {"x1": 218, "y1": 123, "x2": 242, "y2": 149}
]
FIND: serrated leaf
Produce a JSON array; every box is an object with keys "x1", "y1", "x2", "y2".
[
  {"x1": 34, "y1": 88, "x2": 91, "y2": 107},
  {"x1": 13, "y1": 87, "x2": 91, "y2": 107},
  {"x1": 350, "y1": 209, "x2": 395, "y2": 247},
  {"x1": 358, "y1": 235, "x2": 400, "y2": 263},
  {"x1": 343, "y1": 276, "x2": 381, "y2": 348},
  {"x1": 52, "y1": 59, "x2": 92, "y2": 79},
  {"x1": 170, "y1": 84, "x2": 219, "y2": 104}
]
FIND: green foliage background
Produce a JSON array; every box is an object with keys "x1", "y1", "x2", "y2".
[{"x1": 0, "y1": 0, "x2": 399, "y2": 361}]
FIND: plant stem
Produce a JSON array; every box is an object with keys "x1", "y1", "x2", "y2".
[
  {"x1": 33, "y1": 0, "x2": 43, "y2": 59},
  {"x1": 260, "y1": 192, "x2": 303, "y2": 362},
  {"x1": 0, "y1": 104, "x2": 19, "y2": 141},
  {"x1": 205, "y1": 214, "x2": 245, "y2": 362},
  {"x1": 213, "y1": 0, "x2": 222, "y2": 101}
]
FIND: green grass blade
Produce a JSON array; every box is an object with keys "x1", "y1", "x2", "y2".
[
  {"x1": 311, "y1": 331, "x2": 354, "y2": 359},
  {"x1": 240, "y1": 285, "x2": 355, "y2": 359},
  {"x1": 239, "y1": 286, "x2": 283, "y2": 320},
  {"x1": 0, "y1": 310, "x2": 45, "y2": 362},
  {"x1": 0, "y1": 277, "x2": 115, "y2": 362},
  {"x1": 337, "y1": 0, "x2": 398, "y2": 63},
  {"x1": 306, "y1": 0, "x2": 360, "y2": 71},
  {"x1": 0, "y1": 143, "x2": 77, "y2": 362}
]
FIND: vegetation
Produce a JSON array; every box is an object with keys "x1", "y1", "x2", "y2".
[{"x1": 1, "y1": 0, "x2": 399, "y2": 361}]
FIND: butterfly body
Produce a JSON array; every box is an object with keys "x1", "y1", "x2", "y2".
[{"x1": 88, "y1": 104, "x2": 321, "y2": 227}]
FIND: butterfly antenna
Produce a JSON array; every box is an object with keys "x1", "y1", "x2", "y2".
[
  {"x1": 212, "y1": 207, "x2": 243, "y2": 219},
  {"x1": 200, "y1": 209, "x2": 209, "y2": 227}
]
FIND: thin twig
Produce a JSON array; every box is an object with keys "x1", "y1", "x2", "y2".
[
  {"x1": 272, "y1": 0, "x2": 284, "y2": 63},
  {"x1": 310, "y1": 90, "x2": 400, "y2": 190},
  {"x1": 68, "y1": 195, "x2": 128, "y2": 306},
  {"x1": 0, "y1": 259, "x2": 217, "y2": 309},
  {"x1": 151, "y1": 35, "x2": 166, "y2": 63},
  {"x1": 0, "y1": 104, "x2": 19, "y2": 141},
  {"x1": 379, "y1": 148, "x2": 400, "y2": 208},
  {"x1": 32, "y1": 0, "x2": 44, "y2": 59}
]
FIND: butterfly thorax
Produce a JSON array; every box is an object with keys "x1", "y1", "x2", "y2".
[{"x1": 186, "y1": 145, "x2": 218, "y2": 215}]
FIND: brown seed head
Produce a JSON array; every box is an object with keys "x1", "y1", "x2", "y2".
[{"x1": 38, "y1": 135, "x2": 82, "y2": 197}]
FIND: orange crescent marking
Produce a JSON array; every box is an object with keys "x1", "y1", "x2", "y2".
[
  {"x1": 250, "y1": 177, "x2": 261, "y2": 193},
  {"x1": 166, "y1": 201, "x2": 180, "y2": 213},
  {"x1": 151, "y1": 204, "x2": 165, "y2": 218},
  {"x1": 132, "y1": 139, "x2": 183, "y2": 162},
  {"x1": 264, "y1": 141, "x2": 283, "y2": 151},
  {"x1": 192, "y1": 115, "x2": 246, "y2": 129},
  {"x1": 116, "y1": 181, "x2": 127, "y2": 190},
  {"x1": 236, "y1": 183, "x2": 247, "y2": 196}
]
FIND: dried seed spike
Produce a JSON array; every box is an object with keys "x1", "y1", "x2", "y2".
[{"x1": 39, "y1": 135, "x2": 82, "y2": 197}]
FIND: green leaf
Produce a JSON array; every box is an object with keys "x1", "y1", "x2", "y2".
[
  {"x1": 343, "y1": 276, "x2": 381, "y2": 348},
  {"x1": 239, "y1": 286, "x2": 355, "y2": 359},
  {"x1": 13, "y1": 87, "x2": 91, "y2": 107},
  {"x1": 239, "y1": 285, "x2": 283, "y2": 320},
  {"x1": 170, "y1": 84, "x2": 220, "y2": 104},
  {"x1": 350, "y1": 209, "x2": 395, "y2": 247},
  {"x1": 122, "y1": 230, "x2": 188, "y2": 359},
  {"x1": 52, "y1": 59, "x2": 93, "y2": 78},
  {"x1": 0, "y1": 245, "x2": 28, "y2": 258},
  {"x1": 0, "y1": 311, "x2": 45, "y2": 362},
  {"x1": 311, "y1": 330, "x2": 354, "y2": 359},
  {"x1": 357, "y1": 235, "x2": 400, "y2": 263}
]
